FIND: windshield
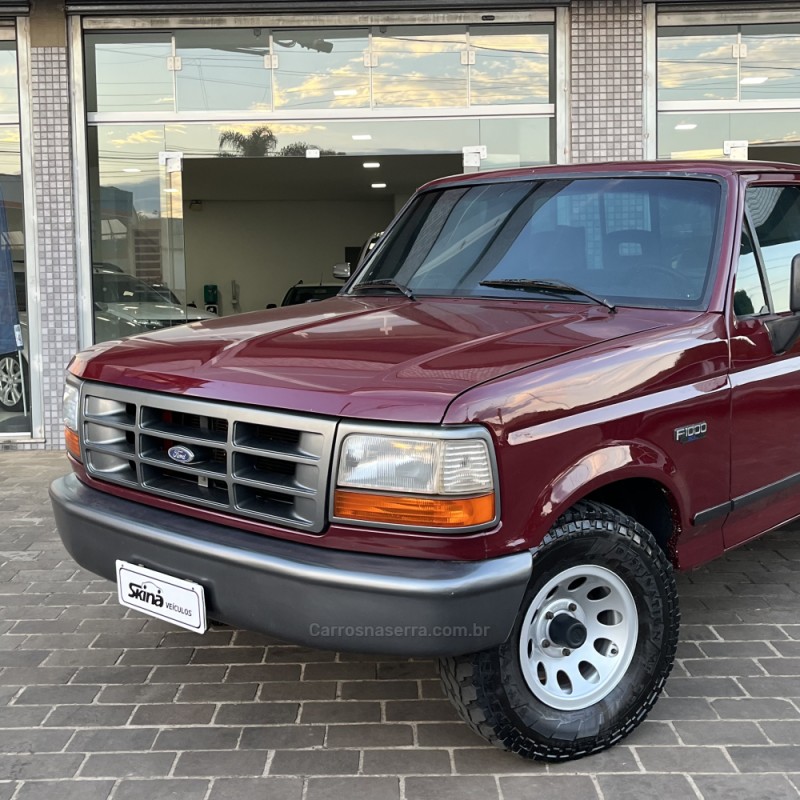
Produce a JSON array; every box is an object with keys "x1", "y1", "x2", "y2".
[
  {"x1": 93, "y1": 273, "x2": 181, "y2": 304},
  {"x1": 352, "y1": 177, "x2": 722, "y2": 310}
]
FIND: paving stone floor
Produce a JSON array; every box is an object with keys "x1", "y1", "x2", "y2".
[{"x1": 1, "y1": 452, "x2": 800, "y2": 798}]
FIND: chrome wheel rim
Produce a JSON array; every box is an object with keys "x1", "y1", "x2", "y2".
[
  {"x1": 519, "y1": 564, "x2": 638, "y2": 711},
  {"x1": 0, "y1": 355, "x2": 22, "y2": 409}
]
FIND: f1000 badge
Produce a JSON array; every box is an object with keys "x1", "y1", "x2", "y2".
[{"x1": 674, "y1": 422, "x2": 707, "y2": 443}]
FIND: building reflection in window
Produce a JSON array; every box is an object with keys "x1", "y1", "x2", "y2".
[{"x1": 86, "y1": 25, "x2": 553, "y2": 115}]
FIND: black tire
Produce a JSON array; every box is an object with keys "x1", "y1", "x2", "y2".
[
  {"x1": 438, "y1": 500, "x2": 679, "y2": 762},
  {"x1": 0, "y1": 352, "x2": 27, "y2": 413}
]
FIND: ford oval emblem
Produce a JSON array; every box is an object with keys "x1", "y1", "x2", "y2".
[{"x1": 168, "y1": 445, "x2": 195, "y2": 464}]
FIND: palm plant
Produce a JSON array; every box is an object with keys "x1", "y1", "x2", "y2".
[
  {"x1": 218, "y1": 126, "x2": 277, "y2": 158},
  {"x1": 278, "y1": 141, "x2": 340, "y2": 157}
]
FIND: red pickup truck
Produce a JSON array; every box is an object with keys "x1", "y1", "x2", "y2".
[{"x1": 51, "y1": 160, "x2": 800, "y2": 761}]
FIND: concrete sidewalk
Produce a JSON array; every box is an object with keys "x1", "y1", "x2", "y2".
[{"x1": 1, "y1": 452, "x2": 799, "y2": 799}]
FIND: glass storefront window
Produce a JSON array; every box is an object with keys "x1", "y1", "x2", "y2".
[
  {"x1": 659, "y1": 23, "x2": 800, "y2": 104},
  {"x1": 86, "y1": 25, "x2": 554, "y2": 115},
  {"x1": 373, "y1": 27, "x2": 467, "y2": 109},
  {"x1": 657, "y1": 22, "x2": 800, "y2": 162},
  {"x1": 0, "y1": 42, "x2": 18, "y2": 116},
  {"x1": 657, "y1": 110, "x2": 800, "y2": 159},
  {"x1": 175, "y1": 29, "x2": 271, "y2": 113},
  {"x1": 657, "y1": 26, "x2": 738, "y2": 102},
  {"x1": 0, "y1": 126, "x2": 27, "y2": 432},
  {"x1": 85, "y1": 33, "x2": 173, "y2": 113},
  {"x1": 159, "y1": 117, "x2": 552, "y2": 166},
  {"x1": 478, "y1": 117, "x2": 553, "y2": 167},
  {"x1": 740, "y1": 25, "x2": 800, "y2": 101},
  {"x1": 272, "y1": 29, "x2": 370, "y2": 110},
  {"x1": 469, "y1": 25, "x2": 552, "y2": 106}
]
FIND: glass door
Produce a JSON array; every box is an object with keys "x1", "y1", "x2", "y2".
[{"x1": 159, "y1": 151, "x2": 186, "y2": 303}]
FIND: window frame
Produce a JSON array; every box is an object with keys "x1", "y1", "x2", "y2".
[{"x1": 734, "y1": 209, "x2": 771, "y2": 318}]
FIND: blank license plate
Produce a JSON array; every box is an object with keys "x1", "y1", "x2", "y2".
[{"x1": 116, "y1": 560, "x2": 207, "y2": 633}]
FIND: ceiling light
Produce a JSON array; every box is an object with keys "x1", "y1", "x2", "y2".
[
  {"x1": 371, "y1": 183, "x2": 387, "y2": 189},
  {"x1": 122, "y1": 168, "x2": 141, "y2": 173},
  {"x1": 334, "y1": 89, "x2": 357, "y2": 97},
  {"x1": 740, "y1": 76, "x2": 768, "y2": 85},
  {"x1": 363, "y1": 162, "x2": 381, "y2": 169},
  {"x1": 674, "y1": 123, "x2": 697, "y2": 131},
  {"x1": 352, "y1": 134, "x2": 372, "y2": 141}
]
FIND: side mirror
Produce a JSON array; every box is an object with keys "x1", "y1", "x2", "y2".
[
  {"x1": 791, "y1": 254, "x2": 800, "y2": 313},
  {"x1": 766, "y1": 253, "x2": 800, "y2": 354},
  {"x1": 332, "y1": 262, "x2": 351, "y2": 280}
]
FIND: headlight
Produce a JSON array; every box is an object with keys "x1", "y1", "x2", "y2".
[
  {"x1": 337, "y1": 435, "x2": 493, "y2": 494},
  {"x1": 63, "y1": 379, "x2": 82, "y2": 461},
  {"x1": 63, "y1": 380, "x2": 80, "y2": 431},
  {"x1": 334, "y1": 431, "x2": 496, "y2": 530}
]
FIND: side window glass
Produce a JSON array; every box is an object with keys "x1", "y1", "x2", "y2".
[
  {"x1": 746, "y1": 185, "x2": 800, "y2": 313},
  {"x1": 734, "y1": 223, "x2": 767, "y2": 317}
]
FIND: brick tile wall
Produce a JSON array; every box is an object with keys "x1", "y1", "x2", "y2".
[
  {"x1": 30, "y1": 47, "x2": 77, "y2": 450},
  {"x1": 570, "y1": 0, "x2": 645, "y2": 162}
]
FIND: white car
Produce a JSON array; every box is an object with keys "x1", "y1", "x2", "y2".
[{"x1": 93, "y1": 267, "x2": 217, "y2": 330}]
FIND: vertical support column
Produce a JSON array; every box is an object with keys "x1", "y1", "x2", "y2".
[
  {"x1": 28, "y1": 2, "x2": 78, "y2": 448},
  {"x1": 569, "y1": 0, "x2": 645, "y2": 163}
]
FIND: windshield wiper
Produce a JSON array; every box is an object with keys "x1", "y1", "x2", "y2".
[
  {"x1": 350, "y1": 279, "x2": 416, "y2": 301},
  {"x1": 479, "y1": 278, "x2": 616, "y2": 314}
]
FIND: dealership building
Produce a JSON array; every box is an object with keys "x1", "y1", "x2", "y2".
[{"x1": 1, "y1": 0, "x2": 799, "y2": 449}]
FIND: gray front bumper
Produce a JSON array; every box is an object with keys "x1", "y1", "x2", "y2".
[{"x1": 50, "y1": 474, "x2": 531, "y2": 656}]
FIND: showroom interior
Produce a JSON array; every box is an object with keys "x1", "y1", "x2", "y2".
[{"x1": 3, "y1": 0, "x2": 800, "y2": 447}]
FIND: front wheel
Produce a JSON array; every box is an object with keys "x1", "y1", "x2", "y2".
[{"x1": 439, "y1": 500, "x2": 679, "y2": 761}]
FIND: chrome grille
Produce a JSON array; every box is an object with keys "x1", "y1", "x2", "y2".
[{"x1": 80, "y1": 382, "x2": 336, "y2": 533}]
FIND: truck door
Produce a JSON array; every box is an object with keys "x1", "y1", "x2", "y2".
[{"x1": 726, "y1": 179, "x2": 800, "y2": 548}]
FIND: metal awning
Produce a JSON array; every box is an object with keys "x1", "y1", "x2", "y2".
[
  {"x1": 66, "y1": 0, "x2": 567, "y2": 13},
  {"x1": 0, "y1": 1, "x2": 27, "y2": 13},
  {"x1": 649, "y1": 0, "x2": 798, "y2": 4}
]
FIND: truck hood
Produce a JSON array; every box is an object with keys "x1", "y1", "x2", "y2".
[{"x1": 74, "y1": 296, "x2": 673, "y2": 423}]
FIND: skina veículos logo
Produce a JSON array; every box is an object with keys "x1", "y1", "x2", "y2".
[
  {"x1": 128, "y1": 580, "x2": 164, "y2": 608},
  {"x1": 168, "y1": 444, "x2": 195, "y2": 464}
]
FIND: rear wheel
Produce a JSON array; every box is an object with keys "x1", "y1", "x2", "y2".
[{"x1": 438, "y1": 500, "x2": 679, "y2": 761}]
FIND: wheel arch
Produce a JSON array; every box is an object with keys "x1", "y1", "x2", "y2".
[
  {"x1": 584, "y1": 478, "x2": 680, "y2": 563},
  {"x1": 527, "y1": 442, "x2": 685, "y2": 566}
]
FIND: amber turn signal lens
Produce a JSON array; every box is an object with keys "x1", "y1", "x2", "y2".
[
  {"x1": 334, "y1": 490, "x2": 495, "y2": 528},
  {"x1": 65, "y1": 427, "x2": 81, "y2": 462}
]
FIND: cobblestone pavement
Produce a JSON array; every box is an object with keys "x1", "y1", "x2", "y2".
[{"x1": 1, "y1": 452, "x2": 800, "y2": 799}]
